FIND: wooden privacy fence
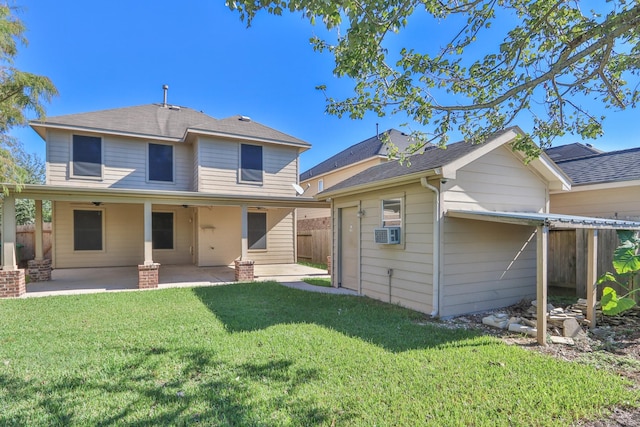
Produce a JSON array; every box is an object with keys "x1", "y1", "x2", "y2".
[
  {"x1": 297, "y1": 229, "x2": 330, "y2": 265},
  {"x1": 16, "y1": 223, "x2": 52, "y2": 265},
  {"x1": 548, "y1": 229, "x2": 622, "y2": 297},
  {"x1": 297, "y1": 217, "x2": 331, "y2": 265}
]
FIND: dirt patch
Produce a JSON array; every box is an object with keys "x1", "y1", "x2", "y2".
[{"x1": 442, "y1": 303, "x2": 640, "y2": 426}]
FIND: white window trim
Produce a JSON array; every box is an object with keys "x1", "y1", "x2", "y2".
[
  {"x1": 318, "y1": 179, "x2": 324, "y2": 192},
  {"x1": 72, "y1": 207, "x2": 106, "y2": 253},
  {"x1": 146, "y1": 142, "x2": 176, "y2": 184},
  {"x1": 238, "y1": 143, "x2": 264, "y2": 185},
  {"x1": 69, "y1": 134, "x2": 104, "y2": 181},
  {"x1": 379, "y1": 194, "x2": 406, "y2": 250}
]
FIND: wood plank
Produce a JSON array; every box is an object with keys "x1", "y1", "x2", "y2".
[
  {"x1": 537, "y1": 225, "x2": 548, "y2": 346},
  {"x1": 586, "y1": 229, "x2": 598, "y2": 328}
]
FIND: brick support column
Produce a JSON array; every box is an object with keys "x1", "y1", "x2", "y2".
[
  {"x1": 138, "y1": 263, "x2": 160, "y2": 289},
  {"x1": 0, "y1": 269, "x2": 26, "y2": 298},
  {"x1": 234, "y1": 259, "x2": 255, "y2": 282},
  {"x1": 27, "y1": 259, "x2": 52, "y2": 282}
]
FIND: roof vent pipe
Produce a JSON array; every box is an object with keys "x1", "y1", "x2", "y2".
[
  {"x1": 376, "y1": 123, "x2": 380, "y2": 140},
  {"x1": 162, "y1": 84, "x2": 169, "y2": 107}
]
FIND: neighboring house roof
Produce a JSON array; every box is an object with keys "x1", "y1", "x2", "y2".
[
  {"x1": 544, "y1": 142, "x2": 603, "y2": 161},
  {"x1": 319, "y1": 127, "x2": 570, "y2": 197},
  {"x1": 30, "y1": 103, "x2": 310, "y2": 148},
  {"x1": 554, "y1": 147, "x2": 640, "y2": 185},
  {"x1": 300, "y1": 129, "x2": 424, "y2": 181}
]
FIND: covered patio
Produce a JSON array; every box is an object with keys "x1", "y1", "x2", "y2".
[
  {"x1": 448, "y1": 210, "x2": 640, "y2": 345},
  {"x1": 24, "y1": 263, "x2": 331, "y2": 298}
]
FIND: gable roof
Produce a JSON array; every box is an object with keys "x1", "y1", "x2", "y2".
[
  {"x1": 300, "y1": 129, "x2": 424, "y2": 181},
  {"x1": 30, "y1": 104, "x2": 310, "y2": 148},
  {"x1": 318, "y1": 127, "x2": 570, "y2": 197},
  {"x1": 544, "y1": 142, "x2": 603, "y2": 161},
  {"x1": 554, "y1": 147, "x2": 640, "y2": 185}
]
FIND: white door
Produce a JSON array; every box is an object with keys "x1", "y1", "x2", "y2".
[{"x1": 340, "y1": 206, "x2": 359, "y2": 291}]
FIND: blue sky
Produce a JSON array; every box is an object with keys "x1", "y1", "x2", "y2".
[{"x1": 9, "y1": 1, "x2": 640, "y2": 172}]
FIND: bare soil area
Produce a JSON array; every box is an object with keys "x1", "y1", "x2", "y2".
[{"x1": 444, "y1": 303, "x2": 640, "y2": 426}]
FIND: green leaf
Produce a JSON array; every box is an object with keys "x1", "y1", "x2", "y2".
[
  {"x1": 597, "y1": 272, "x2": 617, "y2": 285},
  {"x1": 612, "y1": 247, "x2": 640, "y2": 275},
  {"x1": 601, "y1": 287, "x2": 637, "y2": 316}
]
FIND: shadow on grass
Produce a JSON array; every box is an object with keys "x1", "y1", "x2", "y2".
[
  {"x1": 192, "y1": 282, "x2": 484, "y2": 353},
  {"x1": 0, "y1": 346, "x2": 338, "y2": 426}
]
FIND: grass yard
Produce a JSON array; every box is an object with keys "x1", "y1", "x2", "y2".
[
  {"x1": 1, "y1": 283, "x2": 638, "y2": 426},
  {"x1": 302, "y1": 277, "x2": 333, "y2": 288}
]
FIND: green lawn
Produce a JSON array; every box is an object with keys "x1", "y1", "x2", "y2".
[
  {"x1": 302, "y1": 277, "x2": 333, "y2": 287},
  {"x1": 0, "y1": 283, "x2": 637, "y2": 426}
]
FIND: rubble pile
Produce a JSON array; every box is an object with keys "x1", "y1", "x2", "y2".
[{"x1": 482, "y1": 298, "x2": 592, "y2": 345}]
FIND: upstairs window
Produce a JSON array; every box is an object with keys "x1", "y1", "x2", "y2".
[
  {"x1": 248, "y1": 212, "x2": 267, "y2": 250},
  {"x1": 148, "y1": 143, "x2": 174, "y2": 182},
  {"x1": 74, "y1": 210, "x2": 103, "y2": 251},
  {"x1": 318, "y1": 179, "x2": 324, "y2": 192},
  {"x1": 152, "y1": 212, "x2": 174, "y2": 250},
  {"x1": 240, "y1": 144, "x2": 263, "y2": 183},
  {"x1": 382, "y1": 199, "x2": 402, "y2": 227},
  {"x1": 72, "y1": 135, "x2": 102, "y2": 177}
]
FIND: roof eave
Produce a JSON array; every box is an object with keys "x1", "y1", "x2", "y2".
[
  {"x1": 550, "y1": 179, "x2": 640, "y2": 194},
  {"x1": 317, "y1": 169, "x2": 439, "y2": 200},
  {"x1": 518, "y1": 151, "x2": 572, "y2": 191},
  {"x1": 186, "y1": 128, "x2": 311, "y2": 150},
  {"x1": 29, "y1": 121, "x2": 181, "y2": 143}
]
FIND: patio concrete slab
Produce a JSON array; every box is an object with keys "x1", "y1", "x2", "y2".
[{"x1": 23, "y1": 264, "x2": 341, "y2": 298}]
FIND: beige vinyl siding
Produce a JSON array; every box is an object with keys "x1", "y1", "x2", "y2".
[
  {"x1": 196, "y1": 206, "x2": 241, "y2": 266},
  {"x1": 193, "y1": 139, "x2": 201, "y2": 191},
  {"x1": 299, "y1": 158, "x2": 384, "y2": 221},
  {"x1": 297, "y1": 207, "x2": 330, "y2": 220},
  {"x1": 197, "y1": 136, "x2": 299, "y2": 197},
  {"x1": 195, "y1": 206, "x2": 294, "y2": 266},
  {"x1": 333, "y1": 182, "x2": 434, "y2": 314},
  {"x1": 550, "y1": 186, "x2": 640, "y2": 220},
  {"x1": 53, "y1": 202, "x2": 194, "y2": 268},
  {"x1": 440, "y1": 218, "x2": 537, "y2": 317},
  {"x1": 150, "y1": 205, "x2": 194, "y2": 265},
  {"x1": 46, "y1": 129, "x2": 193, "y2": 190},
  {"x1": 249, "y1": 209, "x2": 296, "y2": 264},
  {"x1": 444, "y1": 145, "x2": 547, "y2": 212},
  {"x1": 53, "y1": 201, "x2": 143, "y2": 268},
  {"x1": 302, "y1": 157, "x2": 383, "y2": 197}
]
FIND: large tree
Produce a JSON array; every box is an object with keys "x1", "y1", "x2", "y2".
[
  {"x1": 227, "y1": 0, "x2": 639, "y2": 158},
  {"x1": 0, "y1": 4, "x2": 56, "y2": 188}
]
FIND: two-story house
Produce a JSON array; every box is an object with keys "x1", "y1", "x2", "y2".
[{"x1": 0, "y1": 95, "x2": 326, "y2": 297}]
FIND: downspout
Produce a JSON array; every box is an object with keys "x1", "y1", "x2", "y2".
[{"x1": 420, "y1": 177, "x2": 441, "y2": 317}]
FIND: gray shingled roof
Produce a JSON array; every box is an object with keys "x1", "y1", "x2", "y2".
[
  {"x1": 545, "y1": 142, "x2": 603, "y2": 161},
  {"x1": 320, "y1": 129, "x2": 515, "y2": 195},
  {"x1": 554, "y1": 147, "x2": 640, "y2": 185},
  {"x1": 31, "y1": 104, "x2": 309, "y2": 147},
  {"x1": 300, "y1": 129, "x2": 423, "y2": 180}
]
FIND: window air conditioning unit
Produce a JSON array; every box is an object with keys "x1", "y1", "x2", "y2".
[{"x1": 374, "y1": 227, "x2": 401, "y2": 244}]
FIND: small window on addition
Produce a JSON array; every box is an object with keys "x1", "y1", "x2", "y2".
[
  {"x1": 382, "y1": 199, "x2": 402, "y2": 227},
  {"x1": 318, "y1": 179, "x2": 324, "y2": 192}
]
